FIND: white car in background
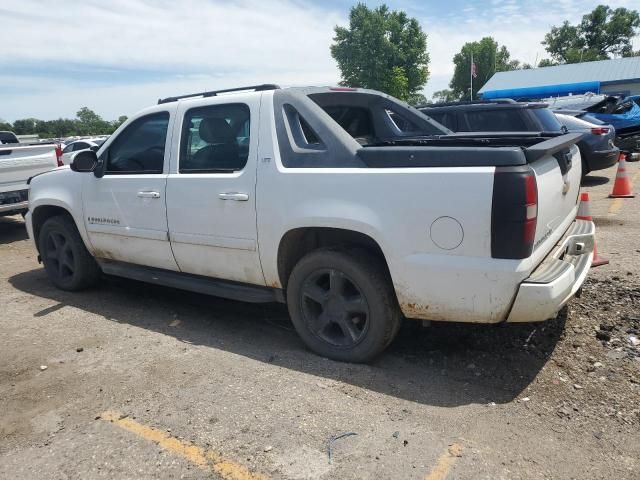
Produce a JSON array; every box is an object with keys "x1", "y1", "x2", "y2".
[{"x1": 61, "y1": 138, "x2": 107, "y2": 165}]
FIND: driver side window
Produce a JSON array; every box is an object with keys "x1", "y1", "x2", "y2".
[{"x1": 104, "y1": 112, "x2": 169, "y2": 174}]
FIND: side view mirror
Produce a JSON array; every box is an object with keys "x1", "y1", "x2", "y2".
[
  {"x1": 70, "y1": 150, "x2": 98, "y2": 173},
  {"x1": 89, "y1": 145, "x2": 100, "y2": 152}
]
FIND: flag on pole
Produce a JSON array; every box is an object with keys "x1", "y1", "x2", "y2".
[{"x1": 471, "y1": 61, "x2": 478, "y2": 78}]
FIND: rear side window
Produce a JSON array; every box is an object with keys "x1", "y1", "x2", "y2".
[
  {"x1": 105, "y1": 112, "x2": 169, "y2": 174},
  {"x1": 462, "y1": 109, "x2": 528, "y2": 131},
  {"x1": 283, "y1": 104, "x2": 324, "y2": 149},
  {"x1": 0, "y1": 132, "x2": 18, "y2": 144},
  {"x1": 386, "y1": 109, "x2": 421, "y2": 133},
  {"x1": 180, "y1": 103, "x2": 250, "y2": 173}
]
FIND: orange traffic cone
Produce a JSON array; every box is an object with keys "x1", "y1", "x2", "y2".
[
  {"x1": 576, "y1": 192, "x2": 609, "y2": 267},
  {"x1": 609, "y1": 153, "x2": 635, "y2": 198}
]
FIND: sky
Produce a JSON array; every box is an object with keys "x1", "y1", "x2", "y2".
[{"x1": 1, "y1": 0, "x2": 639, "y2": 122}]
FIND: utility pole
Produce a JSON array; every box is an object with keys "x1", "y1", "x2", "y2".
[{"x1": 470, "y1": 51, "x2": 474, "y2": 101}]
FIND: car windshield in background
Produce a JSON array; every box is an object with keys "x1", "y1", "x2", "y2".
[
  {"x1": 578, "y1": 114, "x2": 606, "y2": 125},
  {"x1": 531, "y1": 108, "x2": 563, "y2": 131},
  {"x1": 556, "y1": 115, "x2": 598, "y2": 130}
]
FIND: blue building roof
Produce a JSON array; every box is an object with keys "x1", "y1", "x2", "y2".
[{"x1": 479, "y1": 56, "x2": 640, "y2": 99}]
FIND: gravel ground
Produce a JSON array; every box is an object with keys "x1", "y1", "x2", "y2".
[{"x1": 1, "y1": 161, "x2": 639, "y2": 479}]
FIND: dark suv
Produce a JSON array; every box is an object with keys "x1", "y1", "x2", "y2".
[
  {"x1": 419, "y1": 99, "x2": 562, "y2": 133},
  {"x1": 419, "y1": 100, "x2": 619, "y2": 175}
]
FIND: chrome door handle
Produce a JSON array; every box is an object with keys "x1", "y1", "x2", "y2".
[
  {"x1": 137, "y1": 191, "x2": 161, "y2": 198},
  {"x1": 218, "y1": 192, "x2": 249, "y2": 201}
]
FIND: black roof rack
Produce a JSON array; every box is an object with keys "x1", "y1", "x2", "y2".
[
  {"x1": 417, "y1": 99, "x2": 518, "y2": 108},
  {"x1": 158, "y1": 84, "x2": 281, "y2": 104}
]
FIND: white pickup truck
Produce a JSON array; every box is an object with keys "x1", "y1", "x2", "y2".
[
  {"x1": 1, "y1": 132, "x2": 59, "y2": 217},
  {"x1": 25, "y1": 85, "x2": 595, "y2": 362}
]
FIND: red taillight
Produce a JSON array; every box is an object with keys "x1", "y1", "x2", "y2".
[
  {"x1": 591, "y1": 127, "x2": 610, "y2": 135},
  {"x1": 491, "y1": 167, "x2": 538, "y2": 259},
  {"x1": 523, "y1": 174, "x2": 538, "y2": 243},
  {"x1": 55, "y1": 144, "x2": 64, "y2": 167}
]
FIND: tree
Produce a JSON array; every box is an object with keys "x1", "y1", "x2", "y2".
[
  {"x1": 543, "y1": 5, "x2": 640, "y2": 63},
  {"x1": 2, "y1": 110, "x2": 127, "y2": 138},
  {"x1": 76, "y1": 107, "x2": 111, "y2": 135},
  {"x1": 431, "y1": 89, "x2": 457, "y2": 103},
  {"x1": 12, "y1": 119, "x2": 39, "y2": 135},
  {"x1": 406, "y1": 92, "x2": 427, "y2": 106},
  {"x1": 331, "y1": 3, "x2": 429, "y2": 102},
  {"x1": 112, "y1": 115, "x2": 128, "y2": 130},
  {"x1": 537, "y1": 58, "x2": 558, "y2": 68},
  {"x1": 449, "y1": 37, "x2": 523, "y2": 100}
]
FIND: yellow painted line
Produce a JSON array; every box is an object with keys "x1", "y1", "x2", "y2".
[
  {"x1": 100, "y1": 411, "x2": 268, "y2": 480},
  {"x1": 424, "y1": 442, "x2": 463, "y2": 480},
  {"x1": 608, "y1": 197, "x2": 624, "y2": 216}
]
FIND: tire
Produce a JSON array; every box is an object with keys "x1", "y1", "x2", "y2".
[
  {"x1": 581, "y1": 159, "x2": 590, "y2": 179},
  {"x1": 38, "y1": 215, "x2": 101, "y2": 291},
  {"x1": 286, "y1": 248, "x2": 401, "y2": 363}
]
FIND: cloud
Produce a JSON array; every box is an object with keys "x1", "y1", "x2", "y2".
[
  {"x1": 1, "y1": 0, "x2": 639, "y2": 118},
  {"x1": 0, "y1": 0, "x2": 345, "y2": 120}
]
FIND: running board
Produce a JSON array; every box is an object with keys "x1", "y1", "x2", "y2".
[{"x1": 98, "y1": 260, "x2": 285, "y2": 304}]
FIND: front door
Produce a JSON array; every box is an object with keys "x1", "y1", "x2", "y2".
[
  {"x1": 83, "y1": 110, "x2": 179, "y2": 271},
  {"x1": 166, "y1": 95, "x2": 264, "y2": 285}
]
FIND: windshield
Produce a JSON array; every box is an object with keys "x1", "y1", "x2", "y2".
[
  {"x1": 531, "y1": 108, "x2": 563, "y2": 132},
  {"x1": 556, "y1": 114, "x2": 598, "y2": 129}
]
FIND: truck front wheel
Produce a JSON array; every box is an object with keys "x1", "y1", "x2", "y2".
[
  {"x1": 286, "y1": 248, "x2": 401, "y2": 363},
  {"x1": 38, "y1": 215, "x2": 101, "y2": 291}
]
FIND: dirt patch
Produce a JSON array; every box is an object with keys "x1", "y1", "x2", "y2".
[{"x1": 523, "y1": 276, "x2": 640, "y2": 428}]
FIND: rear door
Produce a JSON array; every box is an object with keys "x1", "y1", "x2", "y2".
[{"x1": 165, "y1": 94, "x2": 265, "y2": 285}]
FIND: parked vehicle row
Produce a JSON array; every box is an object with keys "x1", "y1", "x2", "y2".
[
  {"x1": 25, "y1": 85, "x2": 594, "y2": 362},
  {"x1": 544, "y1": 93, "x2": 640, "y2": 152},
  {"x1": 0, "y1": 133, "x2": 59, "y2": 217},
  {"x1": 418, "y1": 99, "x2": 619, "y2": 176},
  {"x1": 60, "y1": 137, "x2": 107, "y2": 164}
]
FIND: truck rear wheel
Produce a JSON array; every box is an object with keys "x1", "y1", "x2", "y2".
[
  {"x1": 286, "y1": 248, "x2": 401, "y2": 363},
  {"x1": 38, "y1": 215, "x2": 101, "y2": 291}
]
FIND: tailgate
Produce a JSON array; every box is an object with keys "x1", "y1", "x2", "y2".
[
  {"x1": 0, "y1": 145, "x2": 58, "y2": 192},
  {"x1": 525, "y1": 133, "x2": 583, "y2": 255}
]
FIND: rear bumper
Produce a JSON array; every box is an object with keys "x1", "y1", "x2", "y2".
[
  {"x1": 507, "y1": 219, "x2": 594, "y2": 322},
  {"x1": 0, "y1": 189, "x2": 29, "y2": 215},
  {"x1": 585, "y1": 148, "x2": 619, "y2": 172},
  {"x1": 0, "y1": 200, "x2": 28, "y2": 214}
]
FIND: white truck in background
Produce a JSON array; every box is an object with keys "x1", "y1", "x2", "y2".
[{"x1": 0, "y1": 132, "x2": 59, "y2": 217}]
